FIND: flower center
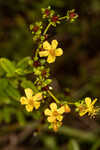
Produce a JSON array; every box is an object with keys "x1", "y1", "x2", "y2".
[
  {"x1": 28, "y1": 99, "x2": 34, "y2": 106},
  {"x1": 53, "y1": 111, "x2": 58, "y2": 116},
  {"x1": 49, "y1": 49, "x2": 56, "y2": 57}
]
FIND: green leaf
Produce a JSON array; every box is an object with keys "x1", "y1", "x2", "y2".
[
  {"x1": 45, "y1": 79, "x2": 52, "y2": 85},
  {"x1": 6, "y1": 84, "x2": 20, "y2": 101},
  {"x1": 43, "y1": 79, "x2": 52, "y2": 86},
  {"x1": 21, "y1": 79, "x2": 38, "y2": 93},
  {"x1": 43, "y1": 136, "x2": 58, "y2": 150},
  {"x1": 15, "y1": 57, "x2": 33, "y2": 75},
  {"x1": 0, "y1": 79, "x2": 10, "y2": 103},
  {"x1": 17, "y1": 57, "x2": 31, "y2": 69},
  {"x1": 3, "y1": 108, "x2": 11, "y2": 123},
  {"x1": 16, "y1": 111, "x2": 26, "y2": 126},
  {"x1": 15, "y1": 68, "x2": 33, "y2": 75},
  {"x1": 9, "y1": 79, "x2": 19, "y2": 88},
  {"x1": 0, "y1": 58, "x2": 16, "y2": 77},
  {"x1": 0, "y1": 66, "x2": 5, "y2": 77},
  {"x1": 0, "y1": 78, "x2": 19, "y2": 103},
  {"x1": 0, "y1": 78, "x2": 8, "y2": 90},
  {"x1": 67, "y1": 139, "x2": 80, "y2": 150}
]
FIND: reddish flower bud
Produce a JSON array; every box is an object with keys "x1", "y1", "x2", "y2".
[
  {"x1": 45, "y1": 9, "x2": 50, "y2": 16},
  {"x1": 33, "y1": 61, "x2": 41, "y2": 67},
  {"x1": 33, "y1": 26, "x2": 39, "y2": 32},
  {"x1": 51, "y1": 16, "x2": 59, "y2": 22},
  {"x1": 42, "y1": 86, "x2": 49, "y2": 91},
  {"x1": 41, "y1": 69, "x2": 47, "y2": 77},
  {"x1": 69, "y1": 12, "x2": 76, "y2": 18}
]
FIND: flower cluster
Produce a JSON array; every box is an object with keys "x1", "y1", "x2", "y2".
[
  {"x1": 75, "y1": 97, "x2": 99, "y2": 118},
  {"x1": 66, "y1": 9, "x2": 79, "y2": 22},
  {"x1": 30, "y1": 22, "x2": 43, "y2": 41},
  {"x1": 44, "y1": 103, "x2": 70, "y2": 132},
  {"x1": 19, "y1": 6, "x2": 100, "y2": 132},
  {"x1": 41, "y1": 6, "x2": 54, "y2": 19},
  {"x1": 20, "y1": 88, "x2": 42, "y2": 112},
  {"x1": 41, "y1": 6, "x2": 60, "y2": 26}
]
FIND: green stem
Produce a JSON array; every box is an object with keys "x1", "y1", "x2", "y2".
[
  {"x1": 67, "y1": 102, "x2": 75, "y2": 105},
  {"x1": 35, "y1": 45, "x2": 42, "y2": 59},
  {"x1": 43, "y1": 22, "x2": 52, "y2": 35},
  {"x1": 59, "y1": 16, "x2": 67, "y2": 20},
  {"x1": 47, "y1": 90, "x2": 60, "y2": 104}
]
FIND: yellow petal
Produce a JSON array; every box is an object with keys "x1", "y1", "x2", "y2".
[
  {"x1": 20, "y1": 97, "x2": 28, "y2": 105},
  {"x1": 53, "y1": 123, "x2": 58, "y2": 132},
  {"x1": 39, "y1": 51, "x2": 49, "y2": 57},
  {"x1": 43, "y1": 41, "x2": 51, "y2": 50},
  {"x1": 44, "y1": 108, "x2": 52, "y2": 116},
  {"x1": 26, "y1": 104, "x2": 33, "y2": 112},
  {"x1": 85, "y1": 97, "x2": 91, "y2": 107},
  {"x1": 51, "y1": 40, "x2": 58, "y2": 49},
  {"x1": 25, "y1": 88, "x2": 33, "y2": 99},
  {"x1": 47, "y1": 116, "x2": 56, "y2": 123},
  {"x1": 55, "y1": 48, "x2": 63, "y2": 56},
  {"x1": 34, "y1": 101, "x2": 40, "y2": 109},
  {"x1": 91, "y1": 98, "x2": 97, "y2": 106},
  {"x1": 57, "y1": 106, "x2": 65, "y2": 114},
  {"x1": 79, "y1": 110, "x2": 88, "y2": 117},
  {"x1": 34, "y1": 92, "x2": 42, "y2": 101},
  {"x1": 50, "y1": 103, "x2": 57, "y2": 111},
  {"x1": 64, "y1": 104, "x2": 71, "y2": 113},
  {"x1": 57, "y1": 115, "x2": 63, "y2": 121},
  {"x1": 47, "y1": 55, "x2": 56, "y2": 63}
]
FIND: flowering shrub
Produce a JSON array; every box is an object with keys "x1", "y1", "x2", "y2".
[{"x1": 0, "y1": 6, "x2": 99, "y2": 132}]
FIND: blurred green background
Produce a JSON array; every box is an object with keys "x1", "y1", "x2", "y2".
[{"x1": 0, "y1": 0, "x2": 100, "y2": 150}]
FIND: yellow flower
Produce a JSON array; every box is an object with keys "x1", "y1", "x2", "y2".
[
  {"x1": 44, "y1": 103, "x2": 65, "y2": 123},
  {"x1": 20, "y1": 88, "x2": 42, "y2": 112},
  {"x1": 39, "y1": 40, "x2": 63, "y2": 63},
  {"x1": 79, "y1": 97, "x2": 99, "y2": 118}
]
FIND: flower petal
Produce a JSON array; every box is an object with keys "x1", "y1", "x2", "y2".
[
  {"x1": 26, "y1": 104, "x2": 33, "y2": 112},
  {"x1": 51, "y1": 40, "x2": 58, "y2": 49},
  {"x1": 20, "y1": 97, "x2": 28, "y2": 105},
  {"x1": 55, "y1": 48, "x2": 63, "y2": 56},
  {"x1": 50, "y1": 103, "x2": 57, "y2": 111},
  {"x1": 44, "y1": 108, "x2": 52, "y2": 116},
  {"x1": 47, "y1": 116, "x2": 56, "y2": 123},
  {"x1": 85, "y1": 97, "x2": 91, "y2": 107},
  {"x1": 39, "y1": 51, "x2": 49, "y2": 57},
  {"x1": 79, "y1": 110, "x2": 88, "y2": 117},
  {"x1": 91, "y1": 98, "x2": 97, "y2": 106},
  {"x1": 34, "y1": 101, "x2": 40, "y2": 109},
  {"x1": 34, "y1": 92, "x2": 42, "y2": 101},
  {"x1": 25, "y1": 88, "x2": 33, "y2": 99},
  {"x1": 43, "y1": 41, "x2": 51, "y2": 50},
  {"x1": 57, "y1": 115, "x2": 63, "y2": 121},
  {"x1": 64, "y1": 104, "x2": 71, "y2": 113},
  {"x1": 53, "y1": 123, "x2": 58, "y2": 132},
  {"x1": 47, "y1": 55, "x2": 56, "y2": 63},
  {"x1": 57, "y1": 106, "x2": 65, "y2": 114}
]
